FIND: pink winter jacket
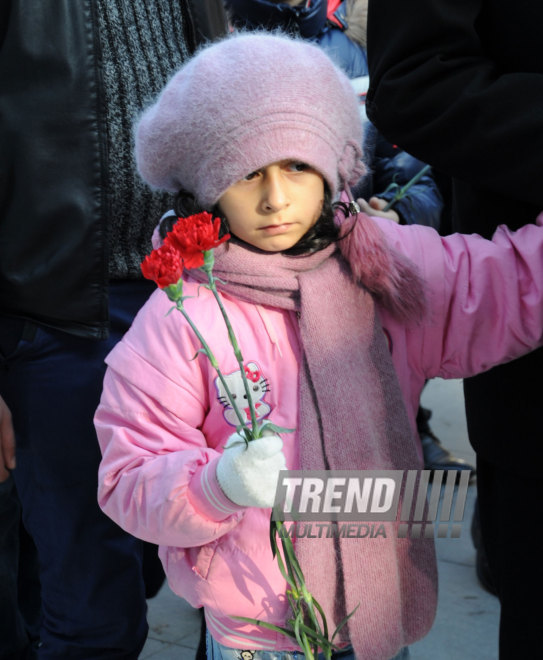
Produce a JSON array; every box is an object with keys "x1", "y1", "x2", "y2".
[{"x1": 95, "y1": 215, "x2": 543, "y2": 654}]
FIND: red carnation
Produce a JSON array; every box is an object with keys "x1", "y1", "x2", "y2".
[
  {"x1": 141, "y1": 242, "x2": 184, "y2": 289},
  {"x1": 166, "y1": 212, "x2": 230, "y2": 268},
  {"x1": 141, "y1": 212, "x2": 229, "y2": 301}
]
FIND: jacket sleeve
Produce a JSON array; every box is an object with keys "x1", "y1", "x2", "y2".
[
  {"x1": 365, "y1": 0, "x2": 543, "y2": 207},
  {"x1": 95, "y1": 294, "x2": 246, "y2": 549},
  {"x1": 378, "y1": 214, "x2": 543, "y2": 378}
]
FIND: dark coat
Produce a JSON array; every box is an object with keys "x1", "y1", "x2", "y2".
[
  {"x1": 0, "y1": 0, "x2": 224, "y2": 339},
  {"x1": 366, "y1": 0, "x2": 543, "y2": 235},
  {"x1": 366, "y1": 0, "x2": 543, "y2": 468}
]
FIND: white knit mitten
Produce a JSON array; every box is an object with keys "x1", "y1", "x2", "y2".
[{"x1": 216, "y1": 433, "x2": 286, "y2": 508}]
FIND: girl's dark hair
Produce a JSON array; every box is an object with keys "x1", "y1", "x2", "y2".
[
  {"x1": 281, "y1": 186, "x2": 341, "y2": 256},
  {"x1": 162, "y1": 185, "x2": 342, "y2": 255}
]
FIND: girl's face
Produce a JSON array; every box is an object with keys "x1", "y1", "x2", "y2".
[{"x1": 217, "y1": 160, "x2": 325, "y2": 252}]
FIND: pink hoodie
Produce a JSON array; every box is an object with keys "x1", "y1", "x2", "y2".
[{"x1": 95, "y1": 215, "x2": 543, "y2": 657}]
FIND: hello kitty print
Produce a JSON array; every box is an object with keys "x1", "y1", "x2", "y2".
[{"x1": 215, "y1": 362, "x2": 271, "y2": 427}]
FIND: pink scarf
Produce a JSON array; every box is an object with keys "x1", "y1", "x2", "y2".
[{"x1": 193, "y1": 238, "x2": 438, "y2": 659}]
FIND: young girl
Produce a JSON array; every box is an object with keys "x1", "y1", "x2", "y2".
[{"x1": 95, "y1": 33, "x2": 543, "y2": 660}]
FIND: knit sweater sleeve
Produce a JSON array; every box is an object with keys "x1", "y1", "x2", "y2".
[{"x1": 376, "y1": 214, "x2": 543, "y2": 379}]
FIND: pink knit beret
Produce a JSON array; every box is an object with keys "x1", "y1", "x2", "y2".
[{"x1": 135, "y1": 32, "x2": 365, "y2": 206}]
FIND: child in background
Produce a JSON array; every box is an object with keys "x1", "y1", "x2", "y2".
[{"x1": 95, "y1": 33, "x2": 543, "y2": 660}]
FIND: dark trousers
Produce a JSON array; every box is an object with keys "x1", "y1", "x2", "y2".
[
  {"x1": 476, "y1": 457, "x2": 543, "y2": 658},
  {"x1": 0, "y1": 475, "x2": 40, "y2": 659},
  {"x1": 464, "y1": 351, "x2": 543, "y2": 658},
  {"x1": 0, "y1": 281, "x2": 155, "y2": 659}
]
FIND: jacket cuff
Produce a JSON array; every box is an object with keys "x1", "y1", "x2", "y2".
[{"x1": 189, "y1": 455, "x2": 246, "y2": 522}]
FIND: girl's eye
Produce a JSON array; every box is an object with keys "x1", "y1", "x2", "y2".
[
  {"x1": 287, "y1": 161, "x2": 308, "y2": 172},
  {"x1": 243, "y1": 170, "x2": 260, "y2": 181}
]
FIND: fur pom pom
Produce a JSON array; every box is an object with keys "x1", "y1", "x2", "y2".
[{"x1": 336, "y1": 209, "x2": 427, "y2": 323}]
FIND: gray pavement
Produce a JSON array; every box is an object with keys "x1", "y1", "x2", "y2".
[{"x1": 141, "y1": 378, "x2": 500, "y2": 659}]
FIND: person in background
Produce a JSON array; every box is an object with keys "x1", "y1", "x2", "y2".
[
  {"x1": 0, "y1": 2, "x2": 226, "y2": 657},
  {"x1": 225, "y1": 0, "x2": 368, "y2": 77},
  {"x1": 366, "y1": 0, "x2": 543, "y2": 655}
]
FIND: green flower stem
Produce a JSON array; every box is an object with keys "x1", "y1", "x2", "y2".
[
  {"x1": 382, "y1": 163, "x2": 431, "y2": 212},
  {"x1": 202, "y1": 252, "x2": 260, "y2": 439},
  {"x1": 271, "y1": 520, "x2": 337, "y2": 659},
  {"x1": 175, "y1": 300, "x2": 249, "y2": 435}
]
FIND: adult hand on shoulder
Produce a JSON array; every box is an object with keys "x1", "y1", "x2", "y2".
[
  {"x1": 0, "y1": 395, "x2": 16, "y2": 482},
  {"x1": 216, "y1": 432, "x2": 286, "y2": 508},
  {"x1": 358, "y1": 197, "x2": 401, "y2": 223}
]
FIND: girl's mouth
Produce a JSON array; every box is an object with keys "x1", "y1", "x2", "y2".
[{"x1": 261, "y1": 223, "x2": 293, "y2": 235}]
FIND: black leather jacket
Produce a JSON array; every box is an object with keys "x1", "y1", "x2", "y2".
[{"x1": 0, "y1": 0, "x2": 223, "y2": 340}]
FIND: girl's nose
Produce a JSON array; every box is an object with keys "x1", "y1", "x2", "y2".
[{"x1": 261, "y1": 170, "x2": 288, "y2": 212}]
